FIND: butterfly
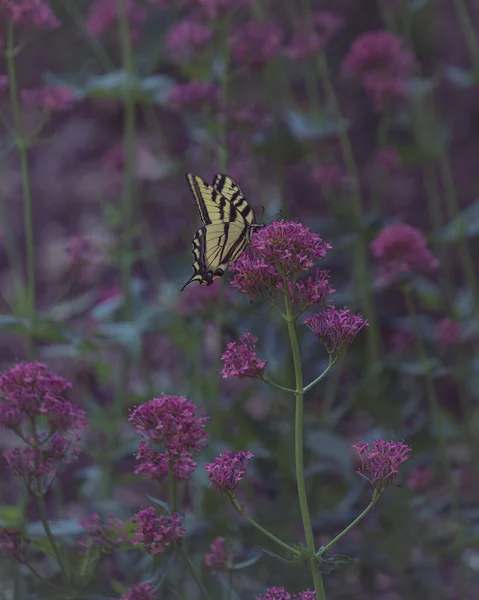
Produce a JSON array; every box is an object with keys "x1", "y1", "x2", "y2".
[{"x1": 181, "y1": 173, "x2": 257, "y2": 291}]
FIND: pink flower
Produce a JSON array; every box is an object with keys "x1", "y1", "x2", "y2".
[
  {"x1": 120, "y1": 583, "x2": 153, "y2": 600},
  {"x1": 230, "y1": 20, "x2": 283, "y2": 70},
  {"x1": 166, "y1": 18, "x2": 213, "y2": 62},
  {"x1": 286, "y1": 12, "x2": 343, "y2": 59},
  {"x1": 204, "y1": 450, "x2": 253, "y2": 494},
  {"x1": 371, "y1": 223, "x2": 439, "y2": 283},
  {"x1": 342, "y1": 30, "x2": 415, "y2": 111},
  {"x1": 67, "y1": 235, "x2": 102, "y2": 267},
  {"x1": 257, "y1": 588, "x2": 291, "y2": 600},
  {"x1": 177, "y1": 283, "x2": 230, "y2": 316},
  {"x1": 204, "y1": 536, "x2": 235, "y2": 573},
  {"x1": 353, "y1": 439, "x2": 411, "y2": 491},
  {"x1": 166, "y1": 80, "x2": 219, "y2": 112},
  {"x1": 436, "y1": 318, "x2": 461, "y2": 348},
  {"x1": 233, "y1": 102, "x2": 273, "y2": 130},
  {"x1": 86, "y1": 0, "x2": 145, "y2": 40},
  {"x1": 304, "y1": 307, "x2": 368, "y2": 358},
  {"x1": 0, "y1": 0, "x2": 60, "y2": 29},
  {"x1": 312, "y1": 164, "x2": 351, "y2": 194},
  {"x1": 221, "y1": 332, "x2": 267, "y2": 379},
  {"x1": 130, "y1": 508, "x2": 184, "y2": 555},
  {"x1": 0, "y1": 529, "x2": 29, "y2": 563},
  {"x1": 78, "y1": 514, "x2": 126, "y2": 554},
  {"x1": 21, "y1": 86, "x2": 79, "y2": 112}
]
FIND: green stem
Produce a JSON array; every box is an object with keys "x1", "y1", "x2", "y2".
[
  {"x1": 117, "y1": 0, "x2": 136, "y2": 321},
  {"x1": 284, "y1": 295, "x2": 326, "y2": 599},
  {"x1": 5, "y1": 22, "x2": 35, "y2": 359},
  {"x1": 217, "y1": 18, "x2": 230, "y2": 172},
  {"x1": 452, "y1": 0, "x2": 479, "y2": 73},
  {"x1": 181, "y1": 544, "x2": 212, "y2": 600},
  {"x1": 317, "y1": 497, "x2": 376, "y2": 556},
  {"x1": 303, "y1": 361, "x2": 333, "y2": 394},
  {"x1": 263, "y1": 377, "x2": 296, "y2": 394},
  {"x1": 231, "y1": 497, "x2": 298, "y2": 554}
]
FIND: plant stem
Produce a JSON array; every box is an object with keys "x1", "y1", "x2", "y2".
[
  {"x1": 452, "y1": 0, "x2": 479, "y2": 73},
  {"x1": 5, "y1": 22, "x2": 35, "y2": 359},
  {"x1": 181, "y1": 544, "x2": 213, "y2": 600},
  {"x1": 284, "y1": 295, "x2": 326, "y2": 599},
  {"x1": 303, "y1": 361, "x2": 333, "y2": 393},
  {"x1": 263, "y1": 377, "x2": 296, "y2": 394}
]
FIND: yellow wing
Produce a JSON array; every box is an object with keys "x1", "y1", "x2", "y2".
[{"x1": 182, "y1": 173, "x2": 255, "y2": 290}]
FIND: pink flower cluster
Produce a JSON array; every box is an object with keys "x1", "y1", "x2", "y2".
[
  {"x1": 221, "y1": 332, "x2": 267, "y2": 379},
  {"x1": 130, "y1": 507, "x2": 184, "y2": 555},
  {"x1": 286, "y1": 11, "x2": 343, "y2": 59},
  {"x1": 87, "y1": 0, "x2": 145, "y2": 41},
  {"x1": 0, "y1": 0, "x2": 60, "y2": 29},
  {"x1": 257, "y1": 587, "x2": 317, "y2": 600},
  {"x1": 312, "y1": 164, "x2": 351, "y2": 195},
  {"x1": 230, "y1": 20, "x2": 283, "y2": 70},
  {"x1": 129, "y1": 395, "x2": 209, "y2": 481},
  {"x1": 204, "y1": 536, "x2": 236, "y2": 573},
  {"x1": 0, "y1": 529, "x2": 29, "y2": 563},
  {"x1": 78, "y1": 514, "x2": 126, "y2": 555},
  {"x1": 204, "y1": 450, "x2": 253, "y2": 495},
  {"x1": 342, "y1": 30, "x2": 415, "y2": 111},
  {"x1": 166, "y1": 18, "x2": 213, "y2": 62},
  {"x1": 371, "y1": 223, "x2": 439, "y2": 284},
  {"x1": 67, "y1": 235, "x2": 102, "y2": 267},
  {"x1": 304, "y1": 307, "x2": 368, "y2": 359},
  {"x1": 231, "y1": 221, "x2": 333, "y2": 312},
  {"x1": 21, "y1": 85, "x2": 79, "y2": 112},
  {"x1": 353, "y1": 439, "x2": 412, "y2": 491},
  {"x1": 120, "y1": 583, "x2": 153, "y2": 600},
  {"x1": 166, "y1": 80, "x2": 219, "y2": 112}
]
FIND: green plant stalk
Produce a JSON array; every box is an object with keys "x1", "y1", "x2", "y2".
[
  {"x1": 231, "y1": 497, "x2": 298, "y2": 554},
  {"x1": 5, "y1": 23, "x2": 35, "y2": 359},
  {"x1": 452, "y1": 0, "x2": 479, "y2": 73},
  {"x1": 181, "y1": 544, "x2": 213, "y2": 600},
  {"x1": 284, "y1": 296, "x2": 326, "y2": 599},
  {"x1": 117, "y1": 0, "x2": 136, "y2": 321},
  {"x1": 303, "y1": 361, "x2": 333, "y2": 393},
  {"x1": 317, "y1": 495, "x2": 376, "y2": 556},
  {"x1": 217, "y1": 17, "x2": 230, "y2": 172}
]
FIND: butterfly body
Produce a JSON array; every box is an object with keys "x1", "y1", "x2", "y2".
[{"x1": 181, "y1": 173, "x2": 256, "y2": 291}]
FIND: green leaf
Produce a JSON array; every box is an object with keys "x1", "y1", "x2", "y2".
[
  {"x1": 82, "y1": 71, "x2": 175, "y2": 104},
  {"x1": 445, "y1": 66, "x2": 476, "y2": 88},
  {"x1": 231, "y1": 551, "x2": 262, "y2": 570},
  {"x1": 0, "y1": 504, "x2": 23, "y2": 527},
  {"x1": 438, "y1": 198, "x2": 479, "y2": 242},
  {"x1": 283, "y1": 108, "x2": 349, "y2": 141}
]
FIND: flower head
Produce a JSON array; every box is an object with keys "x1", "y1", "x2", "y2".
[
  {"x1": 166, "y1": 18, "x2": 213, "y2": 62},
  {"x1": 204, "y1": 536, "x2": 236, "y2": 574},
  {"x1": 342, "y1": 30, "x2": 415, "y2": 111},
  {"x1": 0, "y1": 0, "x2": 60, "y2": 29},
  {"x1": 221, "y1": 332, "x2": 267, "y2": 379},
  {"x1": 166, "y1": 80, "x2": 219, "y2": 112},
  {"x1": 304, "y1": 306, "x2": 368, "y2": 358},
  {"x1": 286, "y1": 12, "x2": 343, "y2": 59},
  {"x1": 78, "y1": 514, "x2": 126, "y2": 555},
  {"x1": 230, "y1": 20, "x2": 283, "y2": 70},
  {"x1": 257, "y1": 587, "x2": 291, "y2": 600},
  {"x1": 204, "y1": 450, "x2": 253, "y2": 494},
  {"x1": 21, "y1": 86, "x2": 79, "y2": 112},
  {"x1": 353, "y1": 439, "x2": 411, "y2": 491},
  {"x1": 0, "y1": 529, "x2": 29, "y2": 562},
  {"x1": 130, "y1": 508, "x2": 184, "y2": 555},
  {"x1": 371, "y1": 223, "x2": 439, "y2": 283},
  {"x1": 67, "y1": 235, "x2": 102, "y2": 267},
  {"x1": 120, "y1": 583, "x2": 154, "y2": 600}
]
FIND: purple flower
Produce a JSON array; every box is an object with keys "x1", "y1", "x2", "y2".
[
  {"x1": 78, "y1": 514, "x2": 126, "y2": 555},
  {"x1": 286, "y1": 12, "x2": 343, "y2": 59},
  {"x1": 353, "y1": 439, "x2": 412, "y2": 491},
  {"x1": 120, "y1": 583, "x2": 154, "y2": 600},
  {"x1": 230, "y1": 20, "x2": 283, "y2": 70},
  {"x1": 257, "y1": 587, "x2": 291, "y2": 600},
  {"x1": 21, "y1": 86, "x2": 79, "y2": 112},
  {"x1": 86, "y1": 0, "x2": 145, "y2": 39},
  {"x1": 371, "y1": 223, "x2": 439, "y2": 284},
  {"x1": 204, "y1": 450, "x2": 253, "y2": 494},
  {"x1": 221, "y1": 332, "x2": 267, "y2": 379},
  {"x1": 342, "y1": 30, "x2": 415, "y2": 111},
  {"x1": 130, "y1": 508, "x2": 184, "y2": 555},
  {"x1": 166, "y1": 80, "x2": 219, "y2": 112},
  {"x1": 304, "y1": 306, "x2": 368, "y2": 358},
  {"x1": 67, "y1": 235, "x2": 102, "y2": 267},
  {"x1": 0, "y1": 529, "x2": 29, "y2": 562},
  {"x1": 0, "y1": 0, "x2": 60, "y2": 29},
  {"x1": 204, "y1": 536, "x2": 235, "y2": 574},
  {"x1": 166, "y1": 18, "x2": 213, "y2": 62},
  {"x1": 312, "y1": 164, "x2": 351, "y2": 194}
]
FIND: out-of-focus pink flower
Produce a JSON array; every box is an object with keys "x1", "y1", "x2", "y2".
[
  {"x1": 342, "y1": 30, "x2": 415, "y2": 111},
  {"x1": 86, "y1": 0, "x2": 145, "y2": 41},
  {"x1": 204, "y1": 536, "x2": 235, "y2": 573},
  {"x1": 67, "y1": 235, "x2": 102, "y2": 267},
  {"x1": 304, "y1": 306, "x2": 368, "y2": 359},
  {"x1": 130, "y1": 508, "x2": 184, "y2": 555},
  {"x1": 120, "y1": 583, "x2": 154, "y2": 600},
  {"x1": 375, "y1": 147, "x2": 400, "y2": 172},
  {"x1": 436, "y1": 318, "x2": 461, "y2": 348},
  {"x1": 230, "y1": 20, "x2": 283, "y2": 70},
  {"x1": 406, "y1": 466, "x2": 433, "y2": 493},
  {"x1": 177, "y1": 283, "x2": 230, "y2": 316},
  {"x1": 353, "y1": 439, "x2": 411, "y2": 491},
  {"x1": 233, "y1": 102, "x2": 273, "y2": 130},
  {"x1": 286, "y1": 12, "x2": 343, "y2": 59},
  {"x1": 257, "y1": 587, "x2": 291, "y2": 600},
  {"x1": 166, "y1": 80, "x2": 219, "y2": 112},
  {"x1": 78, "y1": 514, "x2": 126, "y2": 554},
  {"x1": 166, "y1": 18, "x2": 213, "y2": 62},
  {"x1": 204, "y1": 450, "x2": 253, "y2": 494},
  {"x1": 0, "y1": 76, "x2": 8, "y2": 95},
  {"x1": 0, "y1": 529, "x2": 29, "y2": 563},
  {"x1": 0, "y1": 0, "x2": 60, "y2": 29},
  {"x1": 312, "y1": 164, "x2": 351, "y2": 194},
  {"x1": 371, "y1": 223, "x2": 439, "y2": 284},
  {"x1": 21, "y1": 86, "x2": 79, "y2": 112},
  {"x1": 221, "y1": 332, "x2": 267, "y2": 379}
]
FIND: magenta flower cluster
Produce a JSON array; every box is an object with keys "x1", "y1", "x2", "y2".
[
  {"x1": 130, "y1": 507, "x2": 184, "y2": 556},
  {"x1": 166, "y1": 80, "x2": 219, "y2": 113},
  {"x1": 230, "y1": 20, "x2": 283, "y2": 70},
  {"x1": 166, "y1": 18, "x2": 213, "y2": 63},
  {"x1": 120, "y1": 583, "x2": 153, "y2": 600},
  {"x1": 304, "y1": 307, "x2": 369, "y2": 359},
  {"x1": 221, "y1": 332, "x2": 267, "y2": 380},
  {"x1": 257, "y1": 587, "x2": 317, "y2": 600},
  {"x1": 231, "y1": 221, "x2": 333, "y2": 311},
  {"x1": 78, "y1": 514, "x2": 126, "y2": 555},
  {"x1": 204, "y1": 450, "x2": 253, "y2": 495},
  {"x1": 21, "y1": 85, "x2": 79, "y2": 112},
  {"x1": 129, "y1": 395, "x2": 209, "y2": 481},
  {"x1": 286, "y1": 11, "x2": 343, "y2": 60},
  {"x1": 0, "y1": 0, "x2": 60, "y2": 29},
  {"x1": 353, "y1": 439, "x2": 412, "y2": 491},
  {"x1": 371, "y1": 223, "x2": 439, "y2": 284},
  {"x1": 204, "y1": 536, "x2": 236, "y2": 574},
  {"x1": 0, "y1": 529, "x2": 29, "y2": 563}
]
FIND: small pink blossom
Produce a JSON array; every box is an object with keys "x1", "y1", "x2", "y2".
[
  {"x1": 204, "y1": 536, "x2": 236, "y2": 574},
  {"x1": 371, "y1": 223, "x2": 439, "y2": 283},
  {"x1": 0, "y1": 0, "x2": 60, "y2": 29},
  {"x1": 0, "y1": 529, "x2": 29, "y2": 563},
  {"x1": 78, "y1": 514, "x2": 126, "y2": 554},
  {"x1": 257, "y1": 588, "x2": 291, "y2": 600},
  {"x1": 221, "y1": 332, "x2": 267, "y2": 379},
  {"x1": 166, "y1": 18, "x2": 213, "y2": 62},
  {"x1": 120, "y1": 583, "x2": 153, "y2": 600},
  {"x1": 353, "y1": 439, "x2": 411, "y2": 491},
  {"x1": 230, "y1": 20, "x2": 283, "y2": 70},
  {"x1": 304, "y1": 307, "x2": 368, "y2": 358},
  {"x1": 130, "y1": 508, "x2": 184, "y2": 555},
  {"x1": 436, "y1": 318, "x2": 461, "y2": 348},
  {"x1": 21, "y1": 86, "x2": 79, "y2": 112},
  {"x1": 67, "y1": 235, "x2": 102, "y2": 267},
  {"x1": 166, "y1": 80, "x2": 219, "y2": 112},
  {"x1": 204, "y1": 450, "x2": 253, "y2": 494},
  {"x1": 286, "y1": 12, "x2": 343, "y2": 59},
  {"x1": 312, "y1": 164, "x2": 351, "y2": 194}
]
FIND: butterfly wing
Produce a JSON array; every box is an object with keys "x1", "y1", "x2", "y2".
[
  {"x1": 213, "y1": 174, "x2": 255, "y2": 226},
  {"x1": 186, "y1": 173, "x2": 228, "y2": 225}
]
